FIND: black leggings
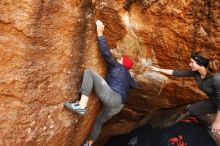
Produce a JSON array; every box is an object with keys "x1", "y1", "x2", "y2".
[{"x1": 187, "y1": 100, "x2": 217, "y2": 116}]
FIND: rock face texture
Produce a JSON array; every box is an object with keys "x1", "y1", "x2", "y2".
[{"x1": 0, "y1": 0, "x2": 219, "y2": 146}]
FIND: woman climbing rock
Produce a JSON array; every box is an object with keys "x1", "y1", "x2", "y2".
[{"x1": 64, "y1": 20, "x2": 138, "y2": 146}]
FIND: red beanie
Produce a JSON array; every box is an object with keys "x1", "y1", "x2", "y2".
[{"x1": 122, "y1": 55, "x2": 133, "y2": 70}]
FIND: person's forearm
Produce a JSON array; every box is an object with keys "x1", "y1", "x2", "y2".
[
  {"x1": 97, "y1": 36, "x2": 117, "y2": 66},
  {"x1": 158, "y1": 68, "x2": 174, "y2": 75},
  {"x1": 96, "y1": 20, "x2": 104, "y2": 37}
]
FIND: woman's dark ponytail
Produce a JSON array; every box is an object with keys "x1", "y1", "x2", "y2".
[{"x1": 208, "y1": 57, "x2": 219, "y2": 74}]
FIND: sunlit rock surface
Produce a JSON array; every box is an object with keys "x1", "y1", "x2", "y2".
[{"x1": 0, "y1": 0, "x2": 219, "y2": 146}]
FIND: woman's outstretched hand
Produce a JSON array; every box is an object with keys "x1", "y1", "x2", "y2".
[
  {"x1": 96, "y1": 20, "x2": 105, "y2": 36},
  {"x1": 149, "y1": 66, "x2": 160, "y2": 72}
]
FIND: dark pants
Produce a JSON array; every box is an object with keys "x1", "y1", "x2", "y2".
[{"x1": 187, "y1": 100, "x2": 217, "y2": 116}]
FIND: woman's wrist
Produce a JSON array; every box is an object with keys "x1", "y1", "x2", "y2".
[{"x1": 97, "y1": 32, "x2": 103, "y2": 36}]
